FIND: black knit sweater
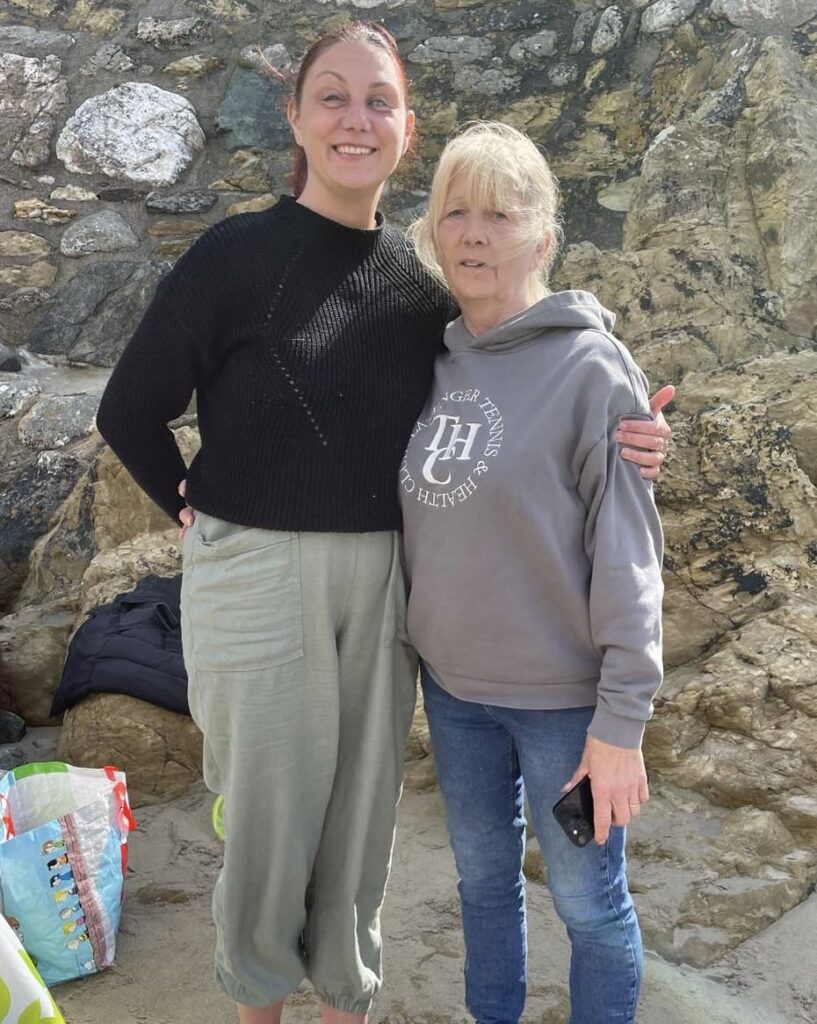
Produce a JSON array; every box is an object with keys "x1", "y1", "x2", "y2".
[{"x1": 96, "y1": 197, "x2": 454, "y2": 532}]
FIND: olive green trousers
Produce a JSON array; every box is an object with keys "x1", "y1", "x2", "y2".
[{"x1": 181, "y1": 514, "x2": 418, "y2": 1012}]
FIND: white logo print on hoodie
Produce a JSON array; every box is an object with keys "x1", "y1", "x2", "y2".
[{"x1": 400, "y1": 388, "x2": 505, "y2": 504}]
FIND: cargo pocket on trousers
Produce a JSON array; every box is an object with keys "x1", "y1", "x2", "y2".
[{"x1": 187, "y1": 517, "x2": 303, "y2": 672}]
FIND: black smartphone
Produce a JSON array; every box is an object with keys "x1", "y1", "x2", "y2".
[{"x1": 552, "y1": 776, "x2": 595, "y2": 848}]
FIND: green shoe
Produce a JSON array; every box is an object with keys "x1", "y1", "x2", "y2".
[{"x1": 212, "y1": 794, "x2": 225, "y2": 841}]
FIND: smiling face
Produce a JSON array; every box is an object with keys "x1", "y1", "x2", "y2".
[
  {"x1": 435, "y1": 171, "x2": 549, "y2": 323},
  {"x1": 287, "y1": 40, "x2": 414, "y2": 218}
]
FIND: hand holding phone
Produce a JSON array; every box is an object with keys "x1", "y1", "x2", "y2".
[{"x1": 552, "y1": 776, "x2": 594, "y2": 848}]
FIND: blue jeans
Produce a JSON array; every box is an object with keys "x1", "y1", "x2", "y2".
[{"x1": 421, "y1": 668, "x2": 642, "y2": 1024}]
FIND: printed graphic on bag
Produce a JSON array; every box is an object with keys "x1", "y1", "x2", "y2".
[{"x1": 0, "y1": 763, "x2": 135, "y2": 987}]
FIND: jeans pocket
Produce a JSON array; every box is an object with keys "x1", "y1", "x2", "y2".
[{"x1": 185, "y1": 515, "x2": 303, "y2": 672}]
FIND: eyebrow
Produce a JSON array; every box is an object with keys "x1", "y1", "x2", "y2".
[{"x1": 313, "y1": 71, "x2": 396, "y2": 89}]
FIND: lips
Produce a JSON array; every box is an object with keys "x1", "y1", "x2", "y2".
[
  {"x1": 460, "y1": 259, "x2": 486, "y2": 268},
  {"x1": 333, "y1": 144, "x2": 376, "y2": 155}
]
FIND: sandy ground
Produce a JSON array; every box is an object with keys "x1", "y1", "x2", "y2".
[{"x1": 9, "y1": 730, "x2": 817, "y2": 1024}]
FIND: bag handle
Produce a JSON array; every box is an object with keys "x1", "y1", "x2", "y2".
[
  {"x1": 0, "y1": 792, "x2": 15, "y2": 840},
  {"x1": 103, "y1": 767, "x2": 137, "y2": 834}
]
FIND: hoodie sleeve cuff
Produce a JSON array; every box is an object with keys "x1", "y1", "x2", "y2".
[{"x1": 587, "y1": 706, "x2": 647, "y2": 749}]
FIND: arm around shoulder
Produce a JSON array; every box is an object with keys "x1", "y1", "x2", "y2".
[{"x1": 577, "y1": 357, "x2": 664, "y2": 750}]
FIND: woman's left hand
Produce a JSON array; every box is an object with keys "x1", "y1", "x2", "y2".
[
  {"x1": 617, "y1": 384, "x2": 675, "y2": 480},
  {"x1": 178, "y1": 478, "x2": 195, "y2": 540},
  {"x1": 562, "y1": 735, "x2": 649, "y2": 845}
]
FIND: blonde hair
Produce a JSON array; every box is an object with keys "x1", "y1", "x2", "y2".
[{"x1": 408, "y1": 121, "x2": 562, "y2": 297}]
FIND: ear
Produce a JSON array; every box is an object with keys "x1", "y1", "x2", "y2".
[
  {"x1": 532, "y1": 231, "x2": 554, "y2": 270},
  {"x1": 286, "y1": 97, "x2": 302, "y2": 146},
  {"x1": 402, "y1": 109, "x2": 416, "y2": 156}
]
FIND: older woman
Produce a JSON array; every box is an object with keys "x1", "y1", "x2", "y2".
[{"x1": 402, "y1": 122, "x2": 664, "y2": 1024}]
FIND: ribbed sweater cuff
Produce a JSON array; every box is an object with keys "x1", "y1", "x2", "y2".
[{"x1": 586, "y1": 707, "x2": 647, "y2": 749}]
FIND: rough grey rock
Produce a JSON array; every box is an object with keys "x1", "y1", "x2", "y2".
[
  {"x1": 79, "y1": 42, "x2": 135, "y2": 76},
  {"x1": 0, "y1": 287, "x2": 50, "y2": 317},
  {"x1": 693, "y1": 73, "x2": 747, "y2": 125},
  {"x1": 571, "y1": 10, "x2": 596, "y2": 54},
  {"x1": 27, "y1": 260, "x2": 168, "y2": 367},
  {"x1": 216, "y1": 68, "x2": 291, "y2": 150},
  {"x1": 0, "y1": 26, "x2": 75, "y2": 55},
  {"x1": 59, "y1": 210, "x2": 139, "y2": 257},
  {"x1": 0, "y1": 603, "x2": 76, "y2": 720},
  {"x1": 0, "y1": 343, "x2": 22, "y2": 373},
  {"x1": 0, "y1": 748, "x2": 25, "y2": 771},
  {"x1": 509, "y1": 30, "x2": 558, "y2": 62},
  {"x1": 17, "y1": 427, "x2": 198, "y2": 614},
  {"x1": 0, "y1": 450, "x2": 89, "y2": 612},
  {"x1": 710, "y1": 0, "x2": 817, "y2": 29},
  {"x1": 549, "y1": 60, "x2": 580, "y2": 87},
  {"x1": 145, "y1": 190, "x2": 217, "y2": 214},
  {"x1": 623, "y1": 784, "x2": 817, "y2": 966},
  {"x1": 592, "y1": 7, "x2": 626, "y2": 55},
  {"x1": 56, "y1": 83, "x2": 205, "y2": 187},
  {"x1": 642, "y1": 0, "x2": 700, "y2": 33},
  {"x1": 453, "y1": 65, "x2": 519, "y2": 96},
  {"x1": 18, "y1": 394, "x2": 99, "y2": 449},
  {"x1": 238, "y1": 42, "x2": 292, "y2": 74},
  {"x1": 135, "y1": 17, "x2": 214, "y2": 49},
  {"x1": 0, "y1": 710, "x2": 26, "y2": 743},
  {"x1": 0, "y1": 374, "x2": 40, "y2": 419},
  {"x1": 408, "y1": 36, "x2": 493, "y2": 65},
  {"x1": 0, "y1": 53, "x2": 68, "y2": 169}
]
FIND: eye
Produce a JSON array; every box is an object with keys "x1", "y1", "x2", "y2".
[
  {"x1": 444, "y1": 208, "x2": 464, "y2": 219},
  {"x1": 322, "y1": 93, "x2": 345, "y2": 104},
  {"x1": 490, "y1": 210, "x2": 509, "y2": 221},
  {"x1": 369, "y1": 96, "x2": 393, "y2": 109}
]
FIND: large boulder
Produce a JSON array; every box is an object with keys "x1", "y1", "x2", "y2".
[
  {"x1": 644, "y1": 599, "x2": 817, "y2": 842},
  {"x1": 58, "y1": 693, "x2": 203, "y2": 806},
  {"x1": 1, "y1": 427, "x2": 197, "y2": 720},
  {"x1": 0, "y1": 602, "x2": 75, "y2": 724},
  {"x1": 19, "y1": 426, "x2": 199, "y2": 610},
  {"x1": 0, "y1": 376, "x2": 103, "y2": 610},
  {"x1": 56, "y1": 83, "x2": 205, "y2": 187},
  {"x1": 26, "y1": 259, "x2": 168, "y2": 366},
  {"x1": 710, "y1": 0, "x2": 817, "y2": 30},
  {"x1": 0, "y1": 52, "x2": 67, "y2": 168},
  {"x1": 215, "y1": 67, "x2": 290, "y2": 150}
]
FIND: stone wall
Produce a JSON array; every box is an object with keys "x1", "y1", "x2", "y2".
[{"x1": 1, "y1": 0, "x2": 817, "y2": 968}]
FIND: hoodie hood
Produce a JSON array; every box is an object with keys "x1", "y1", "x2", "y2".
[{"x1": 444, "y1": 289, "x2": 616, "y2": 354}]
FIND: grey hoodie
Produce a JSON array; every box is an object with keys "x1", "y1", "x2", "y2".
[{"x1": 399, "y1": 290, "x2": 663, "y2": 748}]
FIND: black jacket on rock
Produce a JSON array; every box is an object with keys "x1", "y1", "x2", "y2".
[{"x1": 51, "y1": 574, "x2": 188, "y2": 717}]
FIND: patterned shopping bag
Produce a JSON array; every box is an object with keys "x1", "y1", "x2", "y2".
[{"x1": 0, "y1": 763, "x2": 135, "y2": 987}]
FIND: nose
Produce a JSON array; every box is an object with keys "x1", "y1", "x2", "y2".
[
  {"x1": 341, "y1": 99, "x2": 372, "y2": 132},
  {"x1": 462, "y1": 214, "x2": 487, "y2": 246}
]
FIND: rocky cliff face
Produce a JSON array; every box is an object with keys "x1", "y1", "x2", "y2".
[{"x1": 1, "y1": 0, "x2": 816, "y2": 970}]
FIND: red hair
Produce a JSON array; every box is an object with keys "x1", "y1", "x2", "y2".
[{"x1": 289, "y1": 21, "x2": 412, "y2": 198}]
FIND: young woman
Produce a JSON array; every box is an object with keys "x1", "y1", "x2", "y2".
[
  {"x1": 402, "y1": 121, "x2": 663, "y2": 1024},
  {"x1": 96, "y1": 23, "x2": 670, "y2": 1024}
]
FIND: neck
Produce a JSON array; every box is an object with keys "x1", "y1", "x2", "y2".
[
  {"x1": 459, "y1": 295, "x2": 534, "y2": 337},
  {"x1": 297, "y1": 181, "x2": 382, "y2": 230}
]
